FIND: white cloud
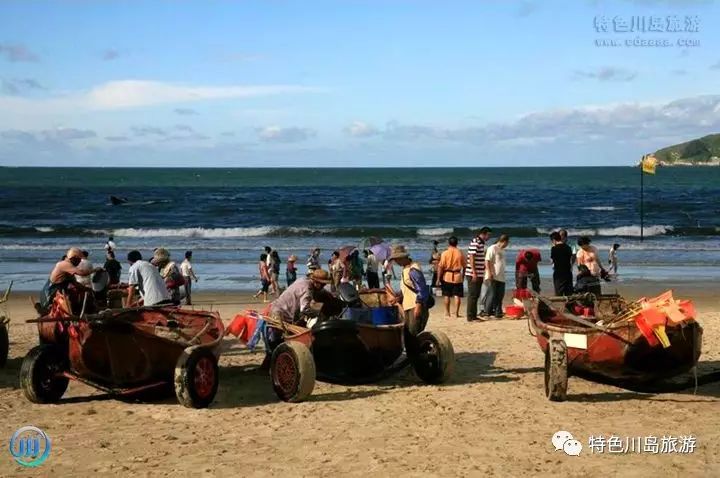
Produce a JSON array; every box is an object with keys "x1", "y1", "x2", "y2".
[
  {"x1": 257, "y1": 126, "x2": 316, "y2": 143},
  {"x1": 344, "y1": 121, "x2": 380, "y2": 138},
  {"x1": 85, "y1": 80, "x2": 319, "y2": 110},
  {"x1": 363, "y1": 94, "x2": 720, "y2": 146},
  {"x1": 573, "y1": 67, "x2": 637, "y2": 82},
  {"x1": 0, "y1": 80, "x2": 321, "y2": 116}
]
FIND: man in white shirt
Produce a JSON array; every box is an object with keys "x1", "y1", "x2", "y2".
[
  {"x1": 482, "y1": 234, "x2": 510, "y2": 319},
  {"x1": 74, "y1": 250, "x2": 94, "y2": 288},
  {"x1": 125, "y1": 250, "x2": 171, "y2": 307},
  {"x1": 181, "y1": 250, "x2": 199, "y2": 305}
]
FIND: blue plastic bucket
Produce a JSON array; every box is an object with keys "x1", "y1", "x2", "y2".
[{"x1": 371, "y1": 306, "x2": 399, "y2": 325}]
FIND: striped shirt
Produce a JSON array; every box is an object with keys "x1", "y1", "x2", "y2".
[{"x1": 465, "y1": 236, "x2": 486, "y2": 277}]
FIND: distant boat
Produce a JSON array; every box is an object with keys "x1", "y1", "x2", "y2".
[{"x1": 110, "y1": 195, "x2": 128, "y2": 206}]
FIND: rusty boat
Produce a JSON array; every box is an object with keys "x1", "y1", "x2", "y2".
[
  {"x1": 229, "y1": 283, "x2": 455, "y2": 402},
  {"x1": 525, "y1": 291, "x2": 702, "y2": 401},
  {"x1": 20, "y1": 292, "x2": 224, "y2": 408}
]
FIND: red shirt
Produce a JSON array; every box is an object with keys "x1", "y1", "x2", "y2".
[{"x1": 516, "y1": 249, "x2": 541, "y2": 274}]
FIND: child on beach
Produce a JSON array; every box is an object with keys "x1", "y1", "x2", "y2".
[
  {"x1": 608, "y1": 243, "x2": 620, "y2": 275},
  {"x1": 253, "y1": 253, "x2": 271, "y2": 302}
]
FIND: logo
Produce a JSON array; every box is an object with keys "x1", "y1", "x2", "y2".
[
  {"x1": 9, "y1": 426, "x2": 51, "y2": 467},
  {"x1": 552, "y1": 430, "x2": 582, "y2": 456}
]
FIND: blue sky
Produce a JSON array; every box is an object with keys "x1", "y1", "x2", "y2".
[{"x1": 1, "y1": 0, "x2": 719, "y2": 167}]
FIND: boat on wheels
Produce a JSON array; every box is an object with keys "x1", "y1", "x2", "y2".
[
  {"x1": 229, "y1": 283, "x2": 455, "y2": 403},
  {"x1": 21, "y1": 291, "x2": 224, "y2": 408},
  {"x1": 524, "y1": 290, "x2": 702, "y2": 402}
]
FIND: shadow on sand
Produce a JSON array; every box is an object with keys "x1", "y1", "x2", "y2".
[
  {"x1": 211, "y1": 350, "x2": 519, "y2": 409},
  {"x1": 0, "y1": 357, "x2": 21, "y2": 390}
]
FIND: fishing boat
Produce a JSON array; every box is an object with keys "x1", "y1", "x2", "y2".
[
  {"x1": 524, "y1": 290, "x2": 702, "y2": 401},
  {"x1": 228, "y1": 284, "x2": 455, "y2": 402},
  {"x1": 21, "y1": 292, "x2": 224, "y2": 408}
]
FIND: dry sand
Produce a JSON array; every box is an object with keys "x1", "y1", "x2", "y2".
[{"x1": 0, "y1": 286, "x2": 718, "y2": 477}]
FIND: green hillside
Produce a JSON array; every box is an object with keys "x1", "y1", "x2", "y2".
[{"x1": 653, "y1": 134, "x2": 720, "y2": 164}]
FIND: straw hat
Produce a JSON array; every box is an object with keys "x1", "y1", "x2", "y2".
[
  {"x1": 388, "y1": 245, "x2": 410, "y2": 260},
  {"x1": 288, "y1": 254, "x2": 298, "y2": 262},
  {"x1": 309, "y1": 269, "x2": 332, "y2": 284},
  {"x1": 66, "y1": 247, "x2": 83, "y2": 259},
  {"x1": 153, "y1": 248, "x2": 170, "y2": 264}
]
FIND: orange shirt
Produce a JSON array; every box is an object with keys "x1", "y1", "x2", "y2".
[{"x1": 437, "y1": 246, "x2": 465, "y2": 284}]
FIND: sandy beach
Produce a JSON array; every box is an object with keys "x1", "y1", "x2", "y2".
[{"x1": 0, "y1": 284, "x2": 718, "y2": 478}]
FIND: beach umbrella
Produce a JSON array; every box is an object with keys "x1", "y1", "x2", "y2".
[
  {"x1": 359, "y1": 236, "x2": 384, "y2": 249},
  {"x1": 337, "y1": 245, "x2": 357, "y2": 261},
  {"x1": 370, "y1": 242, "x2": 391, "y2": 262}
]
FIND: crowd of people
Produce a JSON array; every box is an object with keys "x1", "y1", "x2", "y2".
[
  {"x1": 40, "y1": 230, "x2": 619, "y2": 325},
  {"x1": 42, "y1": 237, "x2": 200, "y2": 313},
  {"x1": 425, "y1": 228, "x2": 617, "y2": 321}
]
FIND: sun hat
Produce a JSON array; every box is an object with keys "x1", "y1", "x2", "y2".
[
  {"x1": 309, "y1": 269, "x2": 332, "y2": 284},
  {"x1": 388, "y1": 245, "x2": 410, "y2": 261},
  {"x1": 153, "y1": 248, "x2": 170, "y2": 264},
  {"x1": 288, "y1": 255, "x2": 298, "y2": 262}
]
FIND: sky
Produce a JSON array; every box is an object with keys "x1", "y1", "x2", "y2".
[{"x1": 0, "y1": 0, "x2": 719, "y2": 167}]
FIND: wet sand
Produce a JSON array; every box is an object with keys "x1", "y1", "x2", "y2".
[{"x1": 0, "y1": 285, "x2": 718, "y2": 477}]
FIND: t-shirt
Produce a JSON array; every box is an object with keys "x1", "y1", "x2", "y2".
[
  {"x1": 577, "y1": 246, "x2": 601, "y2": 277},
  {"x1": 104, "y1": 259, "x2": 122, "y2": 284},
  {"x1": 515, "y1": 249, "x2": 541, "y2": 275},
  {"x1": 438, "y1": 246, "x2": 465, "y2": 284},
  {"x1": 104, "y1": 240, "x2": 116, "y2": 251},
  {"x1": 484, "y1": 244, "x2": 506, "y2": 283},
  {"x1": 180, "y1": 259, "x2": 193, "y2": 277},
  {"x1": 270, "y1": 278, "x2": 315, "y2": 322},
  {"x1": 550, "y1": 244, "x2": 573, "y2": 276},
  {"x1": 465, "y1": 237, "x2": 486, "y2": 278},
  {"x1": 128, "y1": 260, "x2": 170, "y2": 306}
]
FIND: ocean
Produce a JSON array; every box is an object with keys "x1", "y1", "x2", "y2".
[{"x1": 1, "y1": 166, "x2": 719, "y2": 292}]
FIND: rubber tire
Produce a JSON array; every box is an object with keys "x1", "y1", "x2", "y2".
[
  {"x1": 270, "y1": 341, "x2": 316, "y2": 403},
  {"x1": 0, "y1": 323, "x2": 8, "y2": 368},
  {"x1": 544, "y1": 340, "x2": 568, "y2": 402},
  {"x1": 411, "y1": 330, "x2": 455, "y2": 384},
  {"x1": 20, "y1": 345, "x2": 69, "y2": 403},
  {"x1": 174, "y1": 346, "x2": 220, "y2": 409}
]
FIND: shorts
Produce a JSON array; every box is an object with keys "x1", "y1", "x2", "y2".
[
  {"x1": 261, "y1": 279, "x2": 270, "y2": 293},
  {"x1": 441, "y1": 281, "x2": 464, "y2": 297}
]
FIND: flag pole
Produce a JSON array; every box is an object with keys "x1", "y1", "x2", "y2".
[{"x1": 640, "y1": 155, "x2": 644, "y2": 242}]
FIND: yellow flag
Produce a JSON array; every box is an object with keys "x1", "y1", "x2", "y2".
[{"x1": 641, "y1": 154, "x2": 657, "y2": 174}]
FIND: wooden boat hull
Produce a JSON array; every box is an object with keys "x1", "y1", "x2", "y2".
[
  {"x1": 36, "y1": 299, "x2": 223, "y2": 389},
  {"x1": 285, "y1": 320, "x2": 405, "y2": 383},
  {"x1": 530, "y1": 297, "x2": 702, "y2": 384},
  {"x1": 534, "y1": 322, "x2": 702, "y2": 382}
]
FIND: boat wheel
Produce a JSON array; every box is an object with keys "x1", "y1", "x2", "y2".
[
  {"x1": 544, "y1": 339, "x2": 568, "y2": 402},
  {"x1": 20, "y1": 345, "x2": 69, "y2": 403},
  {"x1": 270, "y1": 342, "x2": 316, "y2": 403},
  {"x1": 175, "y1": 346, "x2": 219, "y2": 408},
  {"x1": 411, "y1": 330, "x2": 455, "y2": 384}
]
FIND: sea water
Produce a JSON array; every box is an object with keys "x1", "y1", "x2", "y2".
[{"x1": 0, "y1": 166, "x2": 718, "y2": 291}]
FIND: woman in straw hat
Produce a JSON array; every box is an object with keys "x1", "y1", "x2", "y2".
[{"x1": 386, "y1": 245, "x2": 434, "y2": 340}]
